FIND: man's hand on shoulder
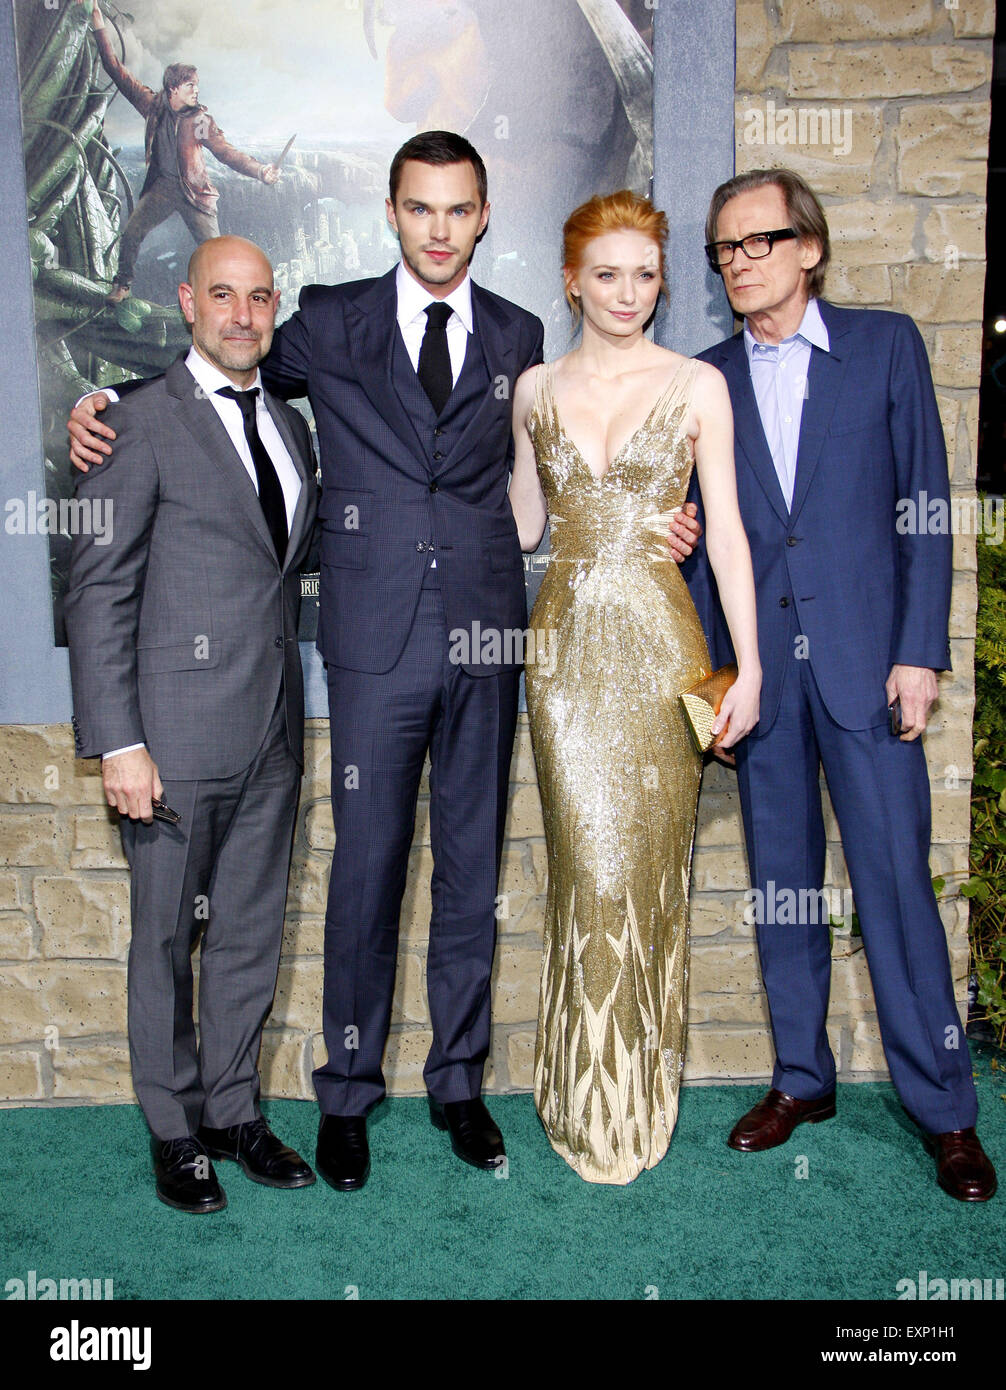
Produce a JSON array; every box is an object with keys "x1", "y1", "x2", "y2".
[
  {"x1": 102, "y1": 747, "x2": 162, "y2": 823},
  {"x1": 886, "y1": 664, "x2": 939, "y2": 742},
  {"x1": 69, "y1": 393, "x2": 117, "y2": 472}
]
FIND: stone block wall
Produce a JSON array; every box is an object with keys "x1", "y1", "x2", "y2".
[{"x1": 0, "y1": 0, "x2": 992, "y2": 1106}]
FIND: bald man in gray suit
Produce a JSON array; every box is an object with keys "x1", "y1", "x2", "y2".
[{"x1": 65, "y1": 237, "x2": 318, "y2": 1213}]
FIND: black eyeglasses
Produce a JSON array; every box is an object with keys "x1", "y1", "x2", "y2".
[{"x1": 704, "y1": 228, "x2": 798, "y2": 272}]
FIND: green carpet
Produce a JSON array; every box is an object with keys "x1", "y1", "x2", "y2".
[{"x1": 2, "y1": 1046, "x2": 1003, "y2": 1301}]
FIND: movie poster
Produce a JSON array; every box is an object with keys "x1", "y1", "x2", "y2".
[{"x1": 13, "y1": 0, "x2": 653, "y2": 643}]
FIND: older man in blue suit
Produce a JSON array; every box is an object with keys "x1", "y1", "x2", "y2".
[{"x1": 685, "y1": 168, "x2": 995, "y2": 1201}]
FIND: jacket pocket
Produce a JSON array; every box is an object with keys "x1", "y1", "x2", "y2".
[
  {"x1": 318, "y1": 487, "x2": 375, "y2": 532},
  {"x1": 136, "y1": 639, "x2": 221, "y2": 674}
]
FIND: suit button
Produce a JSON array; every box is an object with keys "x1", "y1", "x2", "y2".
[
  {"x1": 429, "y1": 482, "x2": 439, "y2": 493},
  {"x1": 433, "y1": 451, "x2": 443, "y2": 461},
  {"x1": 434, "y1": 427, "x2": 443, "y2": 437},
  {"x1": 787, "y1": 536, "x2": 798, "y2": 546},
  {"x1": 416, "y1": 542, "x2": 426, "y2": 552},
  {"x1": 779, "y1": 597, "x2": 790, "y2": 608},
  {"x1": 274, "y1": 636, "x2": 283, "y2": 647}
]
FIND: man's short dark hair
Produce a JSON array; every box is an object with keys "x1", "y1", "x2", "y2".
[
  {"x1": 706, "y1": 167, "x2": 831, "y2": 299},
  {"x1": 163, "y1": 63, "x2": 198, "y2": 96},
  {"x1": 389, "y1": 131, "x2": 488, "y2": 208}
]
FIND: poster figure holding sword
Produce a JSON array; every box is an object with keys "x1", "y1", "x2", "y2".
[{"x1": 77, "y1": 1, "x2": 288, "y2": 302}]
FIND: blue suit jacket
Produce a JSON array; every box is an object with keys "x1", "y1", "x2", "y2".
[
  {"x1": 683, "y1": 300, "x2": 952, "y2": 734},
  {"x1": 262, "y1": 267, "x2": 544, "y2": 676}
]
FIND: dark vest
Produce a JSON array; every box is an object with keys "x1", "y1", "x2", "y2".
[
  {"x1": 391, "y1": 316, "x2": 491, "y2": 588},
  {"x1": 391, "y1": 316, "x2": 490, "y2": 456}
]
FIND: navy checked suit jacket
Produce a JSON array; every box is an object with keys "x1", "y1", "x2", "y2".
[{"x1": 262, "y1": 267, "x2": 545, "y2": 677}]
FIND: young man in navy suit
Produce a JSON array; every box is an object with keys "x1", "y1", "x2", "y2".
[
  {"x1": 263, "y1": 133, "x2": 544, "y2": 1187},
  {"x1": 686, "y1": 168, "x2": 995, "y2": 1202}
]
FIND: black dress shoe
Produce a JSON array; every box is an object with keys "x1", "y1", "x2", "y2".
[
  {"x1": 429, "y1": 1097, "x2": 505, "y2": 1170},
  {"x1": 152, "y1": 1136, "x2": 226, "y2": 1214},
  {"x1": 316, "y1": 1115, "x2": 370, "y2": 1191},
  {"x1": 198, "y1": 1117, "x2": 315, "y2": 1189}
]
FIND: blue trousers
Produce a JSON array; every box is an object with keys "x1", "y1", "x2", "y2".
[
  {"x1": 735, "y1": 650, "x2": 976, "y2": 1135},
  {"x1": 314, "y1": 589, "x2": 519, "y2": 1116}
]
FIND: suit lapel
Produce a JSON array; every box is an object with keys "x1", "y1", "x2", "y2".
[
  {"x1": 438, "y1": 285, "x2": 516, "y2": 476},
  {"x1": 262, "y1": 390, "x2": 314, "y2": 572},
  {"x1": 719, "y1": 336, "x2": 790, "y2": 526},
  {"x1": 343, "y1": 269, "x2": 428, "y2": 478},
  {"x1": 166, "y1": 360, "x2": 277, "y2": 563},
  {"x1": 788, "y1": 302, "x2": 853, "y2": 524}
]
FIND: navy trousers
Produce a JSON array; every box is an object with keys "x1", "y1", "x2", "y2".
[
  {"x1": 734, "y1": 649, "x2": 977, "y2": 1135},
  {"x1": 314, "y1": 589, "x2": 520, "y2": 1115}
]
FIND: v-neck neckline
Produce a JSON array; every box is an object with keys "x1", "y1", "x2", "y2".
[{"x1": 544, "y1": 359, "x2": 692, "y2": 484}]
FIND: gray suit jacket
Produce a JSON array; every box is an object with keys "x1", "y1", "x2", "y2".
[{"x1": 65, "y1": 357, "x2": 319, "y2": 780}]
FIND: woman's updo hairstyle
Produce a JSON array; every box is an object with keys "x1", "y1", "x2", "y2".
[{"x1": 562, "y1": 189, "x2": 669, "y2": 325}]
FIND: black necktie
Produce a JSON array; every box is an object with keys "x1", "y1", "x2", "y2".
[
  {"x1": 417, "y1": 302, "x2": 453, "y2": 416},
  {"x1": 216, "y1": 386, "x2": 288, "y2": 563}
]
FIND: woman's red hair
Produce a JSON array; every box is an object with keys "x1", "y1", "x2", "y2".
[{"x1": 562, "y1": 189, "x2": 669, "y2": 323}]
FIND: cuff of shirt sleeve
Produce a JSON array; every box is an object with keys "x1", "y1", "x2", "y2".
[
  {"x1": 102, "y1": 743, "x2": 145, "y2": 760},
  {"x1": 75, "y1": 388, "x2": 120, "y2": 409}
]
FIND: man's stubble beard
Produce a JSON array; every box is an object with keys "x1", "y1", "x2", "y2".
[{"x1": 194, "y1": 328, "x2": 268, "y2": 376}]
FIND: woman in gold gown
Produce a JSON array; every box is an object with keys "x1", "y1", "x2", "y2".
[{"x1": 508, "y1": 191, "x2": 761, "y2": 1184}]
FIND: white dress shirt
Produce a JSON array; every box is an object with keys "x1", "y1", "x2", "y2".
[
  {"x1": 183, "y1": 347, "x2": 302, "y2": 529},
  {"x1": 103, "y1": 347, "x2": 303, "y2": 759},
  {"x1": 395, "y1": 260, "x2": 472, "y2": 386}
]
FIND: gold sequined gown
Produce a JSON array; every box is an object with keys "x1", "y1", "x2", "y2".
[{"x1": 525, "y1": 359, "x2": 710, "y2": 1185}]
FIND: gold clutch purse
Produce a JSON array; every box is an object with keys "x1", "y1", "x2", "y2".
[{"x1": 679, "y1": 664, "x2": 738, "y2": 752}]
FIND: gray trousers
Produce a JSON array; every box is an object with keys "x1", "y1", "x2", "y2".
[
  {"x1": 116, "y1": 176, "x2": 219, "y2": 287},
  {"x1": 120, "y1": 694, "x2": 300, "y2": 1140}
]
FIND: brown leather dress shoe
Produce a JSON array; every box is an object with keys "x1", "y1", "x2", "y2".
[
  {"x1": 728, "y1": 1088, "x2": 836, "y2": 1151},
  {"x1": 924, "y1": 1128, "x2": 997, "y2": 1202}
]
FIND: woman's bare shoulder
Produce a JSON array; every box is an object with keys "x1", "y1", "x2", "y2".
[{"x1": 513, "y1": 361, "x2": 549, "y2": 426}]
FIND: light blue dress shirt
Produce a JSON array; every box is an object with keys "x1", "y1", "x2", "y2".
[{"x1": 743, "y1": 297, "x2": 830, "y2": 510}]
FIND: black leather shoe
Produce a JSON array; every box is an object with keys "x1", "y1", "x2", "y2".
[
  {"x1": 316, "y1": 1115, "x2": 370, "y2": 1191},
  {"x1": 429, "y1": 1096, "x2": 505, "y2": 1171},
  {"x1": 198, "y1": 1117, "x2": 315, "y2": 1189},
  {"x1": 152, "y1": 1136, "x2": 226, "y2": 1214}
]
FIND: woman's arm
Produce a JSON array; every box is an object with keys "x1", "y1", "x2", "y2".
[
  {"x1": 690, "y1": 362, "x2": 761, "y2": 747},
  {"x1": 508, "y1": 366, "x2": 548, "y2": 552}
]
